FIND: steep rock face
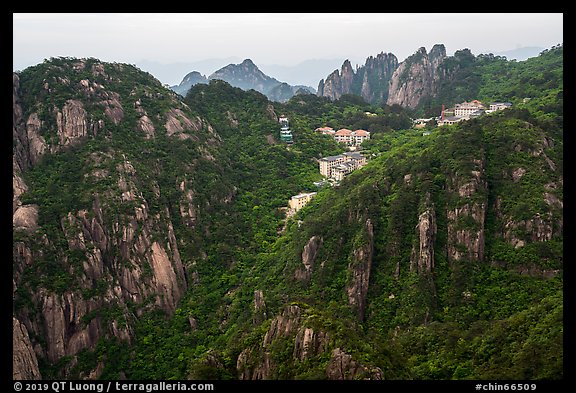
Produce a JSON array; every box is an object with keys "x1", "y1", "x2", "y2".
[
  {"x1": 237, "y1": 304, "x2": 303, "y2": 379},
  {"x1": 410, "y1": 195, "x2": 437, "y2": 274},
  {"x1": 39, "y1": 290, "x2": 104, "y2": 364},
  {"x1": 359, "y1": 52, "x2": 399, "y2": 104},
  {"x1": 13, "y1": 317, "x2": 41, "y2": 380},
  {"x1": 346, "y1": 219, "x2": 374, "y2": 320},
  {"x1": 318, "y1": 60, "x2": 355, "y2": 101},
  {"x1": 13, "y1": 74, "x2": 45, "y2": 172},
  {"x1": 12, "y1": 67, "x2": 125, "y2": 172},
  {"x1": 293, "y1": 326, "x2": 330, "y2": 361},
  {"x1": 13, "y1": 204, "x2": 39, "y2": 232},
  {"x1": 447, "y1": 159, "x2": 487, "y2": 263},
  {"x1": 326, "y1": 348, "x2": 383, "y2": 380},
  {"x1": 56, "y1": 99, "x2": 89, "y2": 145},
  {"x1": 14, "y1": 189, "x2": 188, "y2": 374},
  {"x1": 252, "y1": 290, "x2": 267, "y2": 324},
  {"x1": 387, "y1": 44, "x2": 447, "y2": 109},
  {"x1": 294, "y1": 235, "x2": 323, "y2": 282},
  {"x1": 317, "y1": 54, "x2": 398, "y2": 104},
  {"x1": 503, "y1": 214, "x2": 555, "y2": 248},
  {"x1": 237, "y1": 304, "x2": 380, "y2": 380},
  {"x1": 497, "y1": 134, "x2": 563, "y2": 249},
  {"x1": 12, "y1": 59, "x2": 216, "y2": 378}
]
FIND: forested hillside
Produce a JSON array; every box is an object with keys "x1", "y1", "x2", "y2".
[{"x1": 13, "y1": 45, "x2": 563, "y2": 381}]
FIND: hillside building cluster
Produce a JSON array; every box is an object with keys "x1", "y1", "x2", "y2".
[
  {"x1": 436, "y1": 100, "x2": 512, "y2": 126},
  {"x1": 315, "y1": 127, "x2": 371, "y2": 148},
  {"x1": 319, "y1": 152, "x2": 367, "y2": 181},
  {"x1": 413, "y1": 100, "x2": 512, "y2": 129}
]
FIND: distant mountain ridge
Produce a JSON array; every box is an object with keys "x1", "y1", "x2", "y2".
[
  {"x1": 491, "y1": 46, "x2": 545, "y2": 61},
  {"x1": 171, "y1": 59, "x2": 315, "y2": 102}
]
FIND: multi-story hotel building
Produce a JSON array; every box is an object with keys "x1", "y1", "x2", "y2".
[
  {"x1": 489, "y1": 102, "x2": 513, "y2": 111},
  {"x1": 319, "y1": 152, "x2": 367, "y2": 179},
  {"x1": 454, "y1": 100, "x2": 485, "y2": 118},
  {"x1": 438, "y1": 100, "x2": 512, "y2": 126}
]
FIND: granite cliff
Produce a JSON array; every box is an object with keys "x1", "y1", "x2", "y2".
[
  {"x1": 12, "y1": 58, "x2": 229, "y2": 379},
  {"x1": 318, "y1": 44, "x2": 453, "y2": 108},
  {"x1": 317, "y1": 52, "x2": 398, "y2": 105}
]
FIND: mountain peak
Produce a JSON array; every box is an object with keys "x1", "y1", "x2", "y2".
[
  {"x1": 173, "y1": 58, "x2": 315, "y2": 102},
  {"x1": 241, "y1": 58, "x2": 257, "y2": 67}
]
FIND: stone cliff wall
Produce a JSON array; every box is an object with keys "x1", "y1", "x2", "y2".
[{"x1": 12, "y1": 61, "x2": 210, "y2": 379}]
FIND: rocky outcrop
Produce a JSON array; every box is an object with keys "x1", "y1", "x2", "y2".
[
  {"x1": 346, "y1": 219, "x2": 374, "y2": 320},
  {"x1": 13, "y1": 161, "x2": 188, "y2": 377},
  {"x1": 56, "y1": 99, "x2": 89, "y2": 146},
  {"x1": 447, "y1": 176, "x2": 487, "y2": 262},
  {"x1": 13, "y1": 204, "x2": 39, "y2": 232},
  {"x1": 12, "y1": 69, "x2": 117, "y2": 172},
  {"x1": 40, "y1": 290, "x2": 104, "y2": 364},
  {"x1": 13, "y1": 317, "x2": 41, "y2": 380},
  {"x1": 447, "y1": 159, "x2": 487, "y2": 263},
  {"x1": 359, "y1": 52, "x2": 399, "y2": 104},
  {"x1": 317, "y1": 54, "x2": 398, "y2": 104},
  {"x1": 237, "y1": 304, "x2": 379, "y2": 380},
  {"x1": 14, "y1": 177, "x2": 187, "y2": 369},
  {"x1": 12, "y1": 59, "x2": 209, "y2": 378},
  {"x1": 503, "y1": 213, "x2": 555, "y2": 249},
  {"x1": 293, "y1": 326, "x2": 330, "y2": 361},
  {"x1": 495, "y1": 133, "x2": 563, "y2": 249},
  {"x1": 253, "y1": 290, "x2": 267, "y2": 324},
  {"x1": 411, "y1": 195, "x2": 437, "y2": 274},
  {"x1": 386, "y1": 44, "x2": 447, "y2": 109},
  {"x1": 178, "y1": 179, "x2": 197, "y2": 228},
  {"x1": 136, "y1": 115, "x2": 156, "y2": 139},
  {"x1": 13, "y1": 74, "x2": 46, "y2": 173},
  {"x1": 294, "y1": 235, "x2": 323, "y2": 282},
  {"x1": 317, "y1": 45, "x2": 450, "y2": 107},
  {"x1": 164, "y1": 108, "x2": 202, "y2": 138},
  {"x1": 238, "y1": 304, "x2": 303, "y2": 379},
  {"x1": 317, "y1": 60, "x2": 355, "y2": 101},
  {"x1": 326, "y1": 348, "x2": 383, "y2": 380}
]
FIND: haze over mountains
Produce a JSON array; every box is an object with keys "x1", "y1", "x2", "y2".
[
  {"x1": 165, "y1": 45, "x2": 547, "y2": 105},
  {"x1": 136, "y1": 46, "x2": 545, "y2": 90},
  {"x1": 170, "y1": 59, "x2": 316, "y2": 102}
]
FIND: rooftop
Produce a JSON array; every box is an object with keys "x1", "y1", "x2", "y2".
[
  {"x1": 292, "y1": 192, "x2": 317, "y2": 199},
  {"x1": 335, "y1": 128, "x2": 353, "y2": 136},
  {"x1": 315, "y1": 126, "x2": 334, "y2": 132},
  {"x1": 320, "y1": 155, "x2": 345, "y2": 162},
  {"x1": 354, "y1": 129, "x2": 370, "y2": 137}
]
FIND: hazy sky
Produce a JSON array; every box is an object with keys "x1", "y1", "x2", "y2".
[{"x1": 13, "y1": 13, "x2": 563, "y2": 84}]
